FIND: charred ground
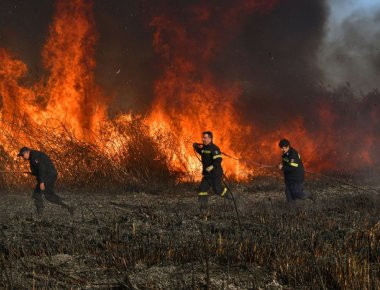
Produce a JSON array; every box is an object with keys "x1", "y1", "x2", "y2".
[{"x1": 0, "y1": 175, "x2": 379, "y2": 289}]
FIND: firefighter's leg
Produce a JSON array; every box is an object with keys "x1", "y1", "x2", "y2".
[
  {"x1": 285, "y1": 182, "x2": 296, "y2": 203},
  {"x1": 292, "y1": 182, "x2": 313, "y2": 201},
  {"x1": 43, "y1": 178, "x2": 74, "y2": 215},
  {"x1": 198, "y1": 177, "x2": 211, "y2": 214},
  {"x1": 32, "y1": 184, "x2": 44, "y2": 215},
  {"x1": 212, "y1": 172, "x2": 227, "y2": 198}
]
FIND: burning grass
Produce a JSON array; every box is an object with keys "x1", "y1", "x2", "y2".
[
  {"x1": 0, "y1": 115, "x2": 185, "y2": 193},
  {"x1": 0, "y1": 179, "x2": 379, "y2": 288}
]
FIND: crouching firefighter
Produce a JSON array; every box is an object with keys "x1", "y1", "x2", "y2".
[
  {"x1": 278, "y1": 139, "x2": 314, "y2": 204},
  {"x1": 18, "y1": 147, "x2": 74, "y2": 215},
  {"x1": 193, "y1": 131, "x2": 227, "y2": 217}
]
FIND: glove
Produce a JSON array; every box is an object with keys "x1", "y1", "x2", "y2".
[
  {"x1": 193, "y1": 143, "x2": 203, "y2": 149},
  {"x1": 205, "y1": 165, "x2": 214, "y2": 172}
]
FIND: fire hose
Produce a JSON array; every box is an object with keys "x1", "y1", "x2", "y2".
[
  {"x1": 221, "y1": 151, "x2": 276, "y2": 169},
  {"x1": 220, "y1": 152, "x2": 380, "y2": 195}
]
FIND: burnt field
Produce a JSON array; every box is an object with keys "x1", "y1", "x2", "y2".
[{"x1": 0, "y1": 177, "x2": 379, "y2": 289}]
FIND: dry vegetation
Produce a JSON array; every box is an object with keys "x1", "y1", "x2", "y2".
[
  {"x1": 0, "y1": 176, "x2": 379, "y2": 289},
  {"x1": 0, "y1": 118, "x2": 379, "y2": 288},
  {"x1": 0, "y1": 116, "x2": 182, "y2": 193}
]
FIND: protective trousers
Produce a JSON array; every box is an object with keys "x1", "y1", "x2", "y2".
[
  {"x1": 32, "y1": 175, "x2": 65, "y2": 214},
  {"x1": 198, "y1": 171, "x2": 227, "y2": 211},
  {"x1": 285, "y1": 182, "x2": 311, "y2": 203}
]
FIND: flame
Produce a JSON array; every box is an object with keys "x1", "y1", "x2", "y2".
[
  {"x1": 146, "y1": 1, "x2": 279, "y2": 179},
  {"x1": 0, "y1": 0, "x2": 379, "y2": 183},
  {"x1": 42, "y1": 0, "x2": 105, "y2": 138},
  {"x1": 144, "y1": 0, "x2": 379, "y2": 177},
  {"x1": 0, "y1": 0, "x2": 105, "y2": 142}
]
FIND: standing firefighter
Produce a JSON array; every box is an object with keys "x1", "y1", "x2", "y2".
[
  {"x1": 278, "y1": 139, "x2": 313, "y2": 203},
  {"x1": 193, "y1": 131, "x2": 227, "y2": 216},
  {"x1": 18, "y1": 147, "x2": 74, "y2": 215}
]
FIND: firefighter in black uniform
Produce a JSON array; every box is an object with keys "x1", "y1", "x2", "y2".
[
  {"x1": 18, "y1": 147, "x2": 74, "y2": 215},
  {"x1": 278, "y1": 139, "x2": 313, "y2": 203},
  {"x1": 193, "y1": 131, "x2": 227, "y2": 216}
]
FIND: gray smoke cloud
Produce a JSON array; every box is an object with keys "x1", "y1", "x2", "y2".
[
  {"x1": 318, "y1": 0, "x2": 380, "y2": 93},
  {"x1": 213, "y1": 0, "x2": 328, "y2": 128}
]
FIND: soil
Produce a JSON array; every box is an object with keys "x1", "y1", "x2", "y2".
[{"x1": 0, "y1": 178, "x2": 379, "y2": 289}]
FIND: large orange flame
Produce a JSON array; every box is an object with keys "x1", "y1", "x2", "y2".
[
  {"x1": 0, "y1": 0, "x2": 105, "y2": 143},
  {"x1": 0, "y1": 0, "x2": 379, "y2": 182},
  {"x1": 42, "y1": 0, "x2": 105, "y2": 138},
  {"x1": 147, "y1": 1, "x2": 279, "y2": 179}
]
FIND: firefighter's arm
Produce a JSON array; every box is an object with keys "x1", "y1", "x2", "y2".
[
  {"x1": 210, "y1": 149, "x2": 222, "y2": 170},
  {"x1": 283, "y1": 152, "x2": 300, "y2": 173},
  {"x1": 193, "y1": 143, "x2": 203, "y2": 154},
  {"x1": 283, "y1": 163, "x2": 296, "y2": 173},
  {"x1": 36, "y1": 160, "x2": 47, "y2": 184}
]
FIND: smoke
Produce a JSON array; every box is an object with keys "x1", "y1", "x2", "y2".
[
  {"x1": 213, "y1": 0, "x2": 328, "y2": 128},
  {"x1": 318, "y1": 0, "x2": 380, "y2": 92},
  {"x1": 0, "y1": 0, "x2": 53, "y2": 82},
  {"x1": 0, "y1": 0, "x2": 379, "y2": 173},
  {"x1": 93, "y1": 0, "x2": 157, "y2": 114},
  {"x1": 2, "y1": 0, "x2": 378, "y2": 110},
  {"x1": 142, "y1": 0, "x2": 380, "y2": 171}
]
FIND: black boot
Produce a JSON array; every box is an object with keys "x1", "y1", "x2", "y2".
[
  {"x1": 36, "y1": 205, "x2": 44, "y2": 216},
  {"x1": 198, "y1": 195, "x2": 209, "y2": 220},
  {"x1": 308, "y1": 192, "x2": 315, "y2": 202},
  {"x1": 60, "y1": 203, "x2": 75, "y2": 215}
]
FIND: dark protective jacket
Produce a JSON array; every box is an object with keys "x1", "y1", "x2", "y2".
[
  {"x1": 193, "y1": 142, "x2": 223, "y2": 175},
  {"x1": 282, "y1": 147, "x2": 305, "y2": 183},
  {"x1": 29, "y1": 150, "x2": 58, "y2": 183}
]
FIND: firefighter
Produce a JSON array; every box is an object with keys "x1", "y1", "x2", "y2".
[
  {"x1": 193, "y1": 131, "x2": 227, "y2": 216},
  {"x1": 278, "y1": 139, "x2": 314, "y2": 203},
  {"x1": 17, "y1": 147, "x2": 74, "y2": 215}
]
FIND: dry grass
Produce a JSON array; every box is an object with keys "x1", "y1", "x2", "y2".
[
  {"x1": 0, "y1": 115, "x2": 181, "y2": 193},
  {"x1": 0, "y1": 178, "x2": 379, "y2": 289},
  {"x1": 0, "y1": 115, "x2": 379, "y2": 288}
]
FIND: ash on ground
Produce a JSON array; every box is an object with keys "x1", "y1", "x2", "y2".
[{"x1": 0, "y1": 177, "x2": 379, "y2": 289}]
